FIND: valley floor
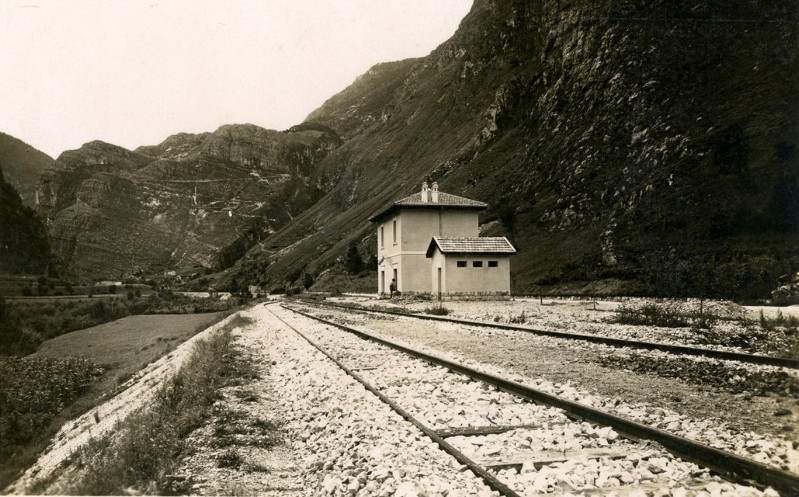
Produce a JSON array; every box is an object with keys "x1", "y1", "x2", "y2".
[{"x1": 9, "y1": 297, "x2": 798, "y2": 495}]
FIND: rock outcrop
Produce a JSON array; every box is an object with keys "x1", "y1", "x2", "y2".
[{"x1": 38, "y1": 124, "x2": 341, "y2": 281}]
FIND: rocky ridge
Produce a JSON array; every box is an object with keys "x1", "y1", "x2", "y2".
[{"x1": 37, "y1": 124, "x2": 341, "y2": 281}]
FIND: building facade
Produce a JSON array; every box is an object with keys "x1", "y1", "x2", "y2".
[
  {"x1": 426, "y1": 237, "x2": 516, "y2": 298},
  {"x1": 370, "y1": 183, "x2": 515, "y2": 298}
]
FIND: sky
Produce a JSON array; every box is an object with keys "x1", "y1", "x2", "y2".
[{"x1": 0, "y1": 0, "x2": 472, "y2": 158}]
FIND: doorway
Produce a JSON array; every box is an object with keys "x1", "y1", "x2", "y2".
[{"x1": 437, "y1": 267, "x2": 442, "y2": 301}]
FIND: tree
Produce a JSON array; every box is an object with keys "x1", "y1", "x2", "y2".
[
  {"x1": 303, "y1": 273, "x2": 314, "y2": 290},
  {"x1": 108, "y1": 284, "x2": 117, "y2": 294},
  {"x1": 344, "y1": 241, "x2": 365, "y2": 274},
  {"x1": 0, "y1": 297, "x2": 22, "y2": 355},
  {"x1": 494, "y1": 193, "x2": 528, "y2": 248}
]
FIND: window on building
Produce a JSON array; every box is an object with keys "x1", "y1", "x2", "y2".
[
  {"x1": 457, "y1": 261, "x2": 467, "y2": 268},
  {"x1": 473, "y1": 261, "x2": 483, "y2": 268},
  {"x1": 380, "y1": 226, "x2": 384, "y2": 248},
  {"x1": 392, "y1": 220, "x2": 397, "y2": 244},
  {"x1": 488, "y1": 261, "x2": 499, "y2": 267}
]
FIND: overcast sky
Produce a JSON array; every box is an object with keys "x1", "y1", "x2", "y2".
[{"x1": 0, "y1": 0, "x2": 472, "y2": 158}]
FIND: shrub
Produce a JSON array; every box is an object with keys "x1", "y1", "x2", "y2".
[
  {"x1": 612, "y1": 302, "x2": 690, "y2": 328},
  {"x1": 302, "y1": 273, "x2": 314, "y2": 290},
  {"x1": 216, "y1": 448, "x2": 243, "y2": 468},
  {"x1": 344, "y1": 241, "x2": 365, "y2": 274},
  {"x1": 508, "y1": 312, "x2": 527, "y2": 324},
  {"x1": 70, "y1": 325, "x2": 243, "y2": 494},
  {"x1": 424, "y1": 306, "x2": 450, "y2": 316}
]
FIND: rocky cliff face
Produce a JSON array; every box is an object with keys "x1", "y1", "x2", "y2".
[
  {"x1": 0, "y1": 132, "x2": 54, "y2": 207},
  {"x1": 38, "y1": 124, "x2": 341, "y2": 281},
  {"x1": 234, "y1": 0, "x2": 798, "y2": 299},
  {"x1": 0, "y1": 166, "x2": 50, "y2": 275}
]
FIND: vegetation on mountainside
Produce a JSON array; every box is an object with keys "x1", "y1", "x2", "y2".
[
  {"x1": 0, "y1": 169, "x2": 51, "y2": 276},
  {"x1": 0, "y1": 132, "x2": 53, "y2": 207}
]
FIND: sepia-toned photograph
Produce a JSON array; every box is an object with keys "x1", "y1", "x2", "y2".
[{"x1": 1, "y1": 1, "x2": 797, "y2": 495}]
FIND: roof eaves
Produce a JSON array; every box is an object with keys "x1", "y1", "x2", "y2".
[{"x1": 425, "y1": 236, "x2": 443, "y2": 258}]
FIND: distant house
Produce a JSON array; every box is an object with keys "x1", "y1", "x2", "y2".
[{"x1": 370, "y1": 182, "x2": 516, "y2": 299}]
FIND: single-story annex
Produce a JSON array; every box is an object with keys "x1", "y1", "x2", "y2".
[
  {"x1": 426, "y1": 236, "x2": 516, "y2": 298},
  {"x1": 370, "y1": 182, "x2": 516, "y2": 299}
]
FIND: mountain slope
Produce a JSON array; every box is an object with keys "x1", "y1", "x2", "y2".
[
  {"x1": 0, "y1": 132, "x2": 54, "y2": 207},
  {"x1": 38, "y1": 124, "x2": 341, "y2": 281},
  {"x1": 305, "y1": 59, "x2": 419, "y2": 140},
  {"x1": 0, "y1": 166, "x2": 50, "y2": 275},
  {"x1": 231, "y1": 0, "x2": 798, "y2": 299}
]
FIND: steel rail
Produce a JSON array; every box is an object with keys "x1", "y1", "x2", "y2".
[
  {"x1": 286, "y1": 304, "x2": 799, "y2": 496},
  {"x1": 266, "y1": 306, "x2": 521, "y2": 497},
  {"x1": 311, "y1": 301, "x2": 799, "y2": 369}
]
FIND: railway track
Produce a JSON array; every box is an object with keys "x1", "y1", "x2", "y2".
[
  {"x1": 276, "y1": 303, "x2": 799, "y2": 496},
  {"x1": 311, "y1": 301, "x2": 799, "y2": 369}
]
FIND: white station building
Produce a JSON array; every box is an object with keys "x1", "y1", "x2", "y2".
[{"x1": 370, "y1": 182, "x2": 516, "y2": 299}]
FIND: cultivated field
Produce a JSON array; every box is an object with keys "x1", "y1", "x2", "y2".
[
  {"x1": 36, "y1": 312, "x2": 228, "y2": 392},
  {"x1": 0, "y1": 312, "x2": 227, "y2": 489}
]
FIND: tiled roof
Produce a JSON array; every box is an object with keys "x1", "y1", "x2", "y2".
[
  {"x1": 370, "y1": 191, "x2": 487, "y2": 222},
  {"x1": 426, "y1": 236, "x2": 516, "y2": 257},
  {"x1": 394, "y1": 192, "x2": 487, "y2": 208}
]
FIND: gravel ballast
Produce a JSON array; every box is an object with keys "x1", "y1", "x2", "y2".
[
  {"x1": 293, "y1": 301, "x2": 799, "y2": 476},
  {"x1": 280, "y1": 304, "x2": 781, "y2": 496},
  {"x1": 263, "y1": 304, "x2": 498, "y2": 496}
]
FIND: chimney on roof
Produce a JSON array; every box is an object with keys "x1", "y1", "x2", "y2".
[
  {"x1": 431, "y1": 182, "x2": 439, "y2": 203},
  {"x1": 421, "y1": 182, "x2": 429, "y2": 203}
]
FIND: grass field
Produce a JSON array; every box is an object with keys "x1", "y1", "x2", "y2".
[
  {"x1": 0, "y1": 311, "x2": 228, "y2": 489},
  {"x1": 36, "y1": 312, "x2": 228, "y2": 394}
]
